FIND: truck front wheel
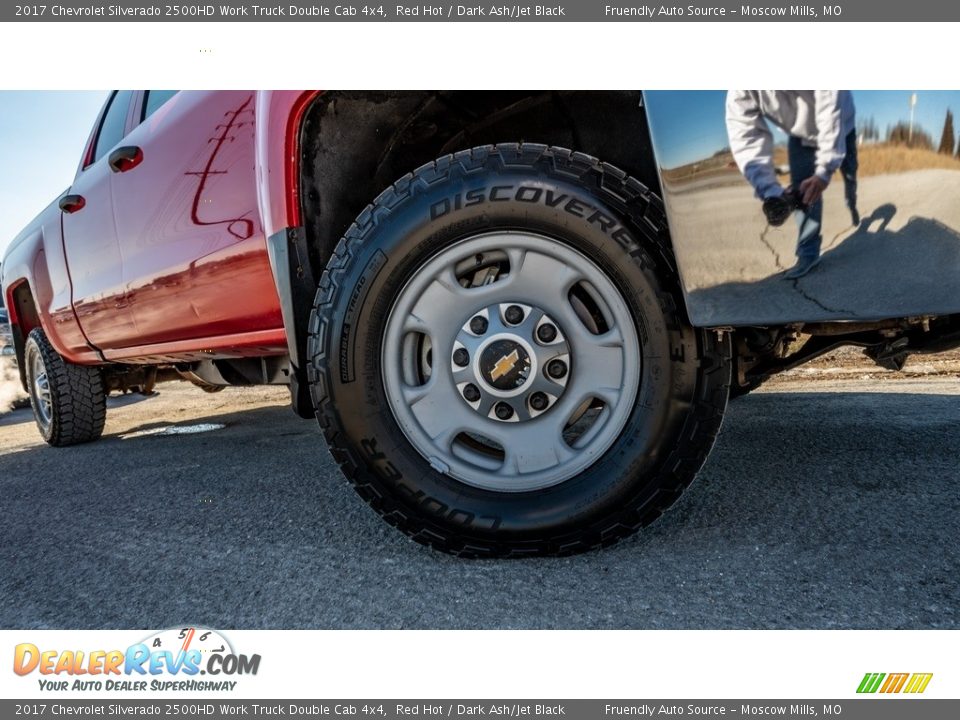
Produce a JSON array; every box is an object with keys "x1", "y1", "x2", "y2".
[
  {"x1": 308, "y1": 144, "x2": 730, "y2": 556},
  {"x1": 24, "y1": 328, "x2": 106, "y2": 446}
]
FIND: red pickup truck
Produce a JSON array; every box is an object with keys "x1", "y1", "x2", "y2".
[{"x1": 5, "y1": 90, "x2": 960, "y2": 556}]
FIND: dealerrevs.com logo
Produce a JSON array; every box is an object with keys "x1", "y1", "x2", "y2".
[
  {"x1": 857, "y1": 672, "x2": 933, "y2": 694},
  {"x1": 13, "y1": 627, "x2": 260, "y2": 692}
]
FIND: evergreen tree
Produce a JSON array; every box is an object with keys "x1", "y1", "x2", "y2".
[
  {"x1": 888, "y1": 122, "x2": 933, "y2": 149},
  {"x1": 939, "y1": 109, "x2": 956, "y2": 155}
]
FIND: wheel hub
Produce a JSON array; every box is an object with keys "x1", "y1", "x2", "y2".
[
  {"x1": 452, "y1": 303, "x2": 570, "y2": 423},
  {"x1": 480, "y1": 339, "x2": 530, "y2": 390}
]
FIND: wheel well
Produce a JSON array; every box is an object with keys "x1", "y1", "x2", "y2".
[
  {"x1": 297, "y1": 91, "x2": 661, "y2": 277},
  {"x1": 10, "y1": 282, "x2": 39, "y2": 333},
  {"x1": 8, "y1": 281, "x2": 40, "y2": 390}
]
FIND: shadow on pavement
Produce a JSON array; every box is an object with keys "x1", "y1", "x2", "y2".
[
  {"x1": 107, "y1": 392, "x2": 160, "y2": 410},
  {"x1": 0, "y1": 390, "x2": 957, "y2": 630},
  {"x1": 0, "y1": 407, "x2": 33, "y2": 427},
  {"x1": 689, "y1": 206, "x2": 960, "y2": 322},
  {"x1": 1, "y1": 389, "x2": 163, "y2": 428}
]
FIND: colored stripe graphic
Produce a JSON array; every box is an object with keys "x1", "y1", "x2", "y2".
[
  {"x1": 880, "y1": 673, "x2": 909, "y2": 693},
  {"x1": 904, "y1": 673, "x2": 934, "y2": 694},
  {"x1": 857, "y1": 673, "x2": 885, "y2": 693},
  {"x1": 857, "y1": 672, "x2": 932, "y2": 694}
]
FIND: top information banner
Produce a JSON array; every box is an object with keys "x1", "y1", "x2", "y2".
[{"x1": 2, "y1": 1, "x2": 952, "y2": 23}]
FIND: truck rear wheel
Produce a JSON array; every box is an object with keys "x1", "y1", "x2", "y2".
[
  {"x1": 308, "y1": 144, "x2": 730, "y2": 556},
  {"x1": 24, "y1": 328, "x2": 106, "y2": 446}
]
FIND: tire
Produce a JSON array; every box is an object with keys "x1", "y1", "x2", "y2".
[
  {"x1": 24, "y1": 328, "x2": 106, "y2": 446},
  {"x1": 308, "y1": 144, "x2": 730, "y2": 557}
]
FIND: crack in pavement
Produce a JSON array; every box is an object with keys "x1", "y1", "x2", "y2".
[
  {"x1": 790, "y1": 277, "x2": 857, "y2": 316},
  {"x1": 759, "y1": 224, "x2": 857, "y2": 316},
  {"x1": 759, "y1": 224, "x2": 786, "y2": 270}
]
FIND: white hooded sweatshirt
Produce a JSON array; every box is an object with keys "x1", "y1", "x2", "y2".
[{"x1": 725, "y1": 90, "x2": 856, "y2": 200}]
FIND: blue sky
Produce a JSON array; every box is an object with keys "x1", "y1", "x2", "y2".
[
  {"x1": 0, "y1": 91, "x2": 108, "y2": 258},
  {"x1": 646, "y1": 90, "x2": 960, "y2": 168},
  {"x1": 3, "y1": 90, "x2": 960, "y2": 258}
]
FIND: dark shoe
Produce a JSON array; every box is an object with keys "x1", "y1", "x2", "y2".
[
  {"x1": 850, "y1": 207, "x2": 861, "y2": 226},
  {"x1": 784, "y1": 255, "x2": 821, "y2": 280}
]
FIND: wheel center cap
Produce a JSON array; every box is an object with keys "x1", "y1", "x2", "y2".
[{"x1": 481, "y1": 339, "x2": 531, "y2": 390}]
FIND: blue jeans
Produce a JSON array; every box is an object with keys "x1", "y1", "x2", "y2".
[{"x1": 787, "y1": 129, "x2": 858, "y2": 259}]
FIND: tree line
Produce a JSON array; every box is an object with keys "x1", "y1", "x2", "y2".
[{"x1": 862, "y1": 108, "x2": 960, "y2": 156}]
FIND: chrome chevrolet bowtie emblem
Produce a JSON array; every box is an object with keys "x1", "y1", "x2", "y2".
[{"x1": 490, "y1": 349, "x2": 520, "y2": 381}]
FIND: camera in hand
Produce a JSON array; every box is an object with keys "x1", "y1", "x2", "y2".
[{"x1": 762, "y1": 186, "x2": 808, "y2": 227}]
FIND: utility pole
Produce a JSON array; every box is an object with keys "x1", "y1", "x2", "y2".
[{"x1": 909, "y1": 92, "x2": 918, "y2": 144}]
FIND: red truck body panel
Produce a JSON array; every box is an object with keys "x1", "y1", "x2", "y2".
[
  {"x1": 111, "y1": 91, "x2": 281, "y2": 349},
  {"x1": 3, "y1": 90, "x2": 317, "y2": 366},
  {"x1": 3, "y1": 198, "x2": 101, "y2": 364}
]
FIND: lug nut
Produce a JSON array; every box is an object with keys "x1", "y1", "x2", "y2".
[
  {"x1": 470, "y1": 315, "x2": 488, "y2": 335},
  {"x1": 537, "y1": 323, "x2": 558, "y2": 343},
  {"x1": 494, "y1": 402, "x2": 514, "y2": 420},
  {"x1": 504, "y1": 305, "x2": 524, "y2": 325},
  {"x1": 529, "y1": 392, "x2": 548, "y2": 411},
  {"x1": 547, "y1": 359, "x2": 568, "y2": 379},
  {"x1": 453, "y1": 348, "x2": 469, "y2": 367},
  {"x1": 463, "y1": 384, "x2": 481, "y2": 402}
]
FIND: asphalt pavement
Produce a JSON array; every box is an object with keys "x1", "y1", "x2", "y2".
[{"x1": 0, "y1": 376, "x2": 957, "y2": 629}]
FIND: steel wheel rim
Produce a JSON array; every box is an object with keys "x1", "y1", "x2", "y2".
[
  {"x1": 30, "y1": 350, "x2": 52, "y2": 427},
  {"x1": 382, "y1": 231, "x2": 641, "y2": 492}
]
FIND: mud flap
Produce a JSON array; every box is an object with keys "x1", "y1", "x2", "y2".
[{"x1": 266, "y1": 226, "x2": 317, "y2": 419}]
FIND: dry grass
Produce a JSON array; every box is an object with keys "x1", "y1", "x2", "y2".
[
  {"x1": 664, "y1": 143, "x2": 960, "y2": 187},
  {"x1": 661, "y1": 152, "x2": 735, "y2": 183},
  {"x1": 776, "y1": 142, "x2": 960, "y2": 179},
  {"x1": 854, "y1": 143, "x2": 960, "y2": 177}
]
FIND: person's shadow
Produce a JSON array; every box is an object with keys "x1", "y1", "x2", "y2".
[
  {"x1": 689, "y1": 203, "x2": 960, "y2": 323},
  {"x1": 861, "y1": 202, "x2": 897, "y2": 233}
]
